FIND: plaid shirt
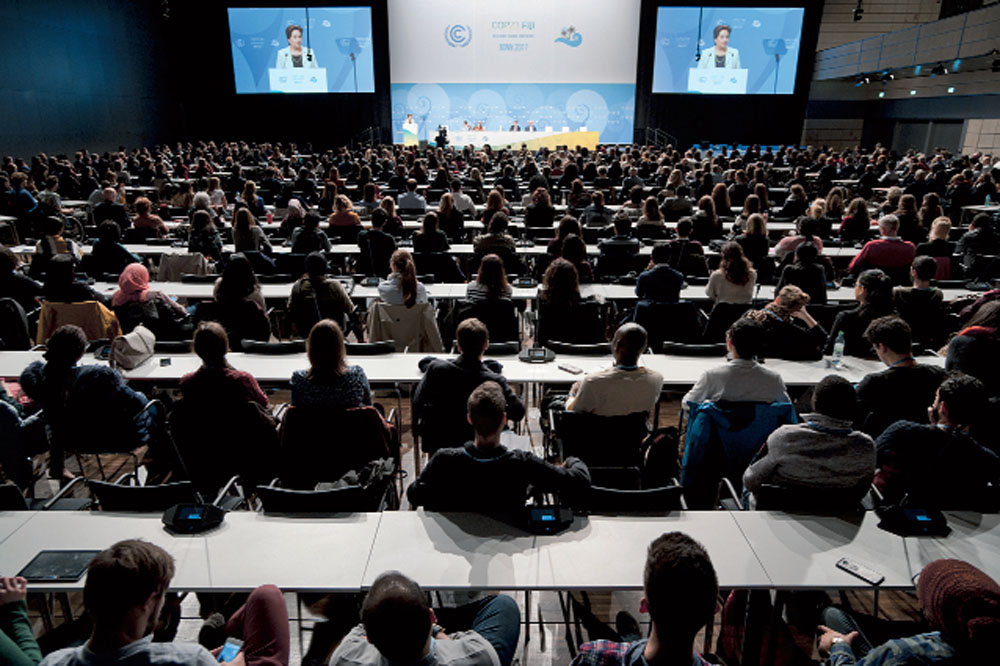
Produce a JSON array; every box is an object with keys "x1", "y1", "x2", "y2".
[
  {"x1": 829, "y1": 632, "x2": 957, "y2": 666},
  {"x1": 570, "y1": 640, "x2": 711, "y2": 666}
]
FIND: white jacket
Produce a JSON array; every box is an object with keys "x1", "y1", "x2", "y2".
[
  {"x1": 698, "y1": 47, "x2": 741, "y2": 69},
  {"x1": 275, "y1": 47, "x2": 318, "y2": 69}
]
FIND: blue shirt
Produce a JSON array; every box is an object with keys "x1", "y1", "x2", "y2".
[{"x1": 829, "y1": 631, "x2": 957, "y2": 666}]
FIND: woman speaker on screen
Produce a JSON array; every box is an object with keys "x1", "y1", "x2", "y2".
[
  {"x1": 698, "y1": 24, "x2": 740, "y2": 69},
  {"x1": 275, "y1": 24, "x2": 318, "y2": 69}
]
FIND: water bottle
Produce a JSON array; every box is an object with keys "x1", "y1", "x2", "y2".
[{"x1": 832, "y1": 331, "x2": 845, "y2": 367}]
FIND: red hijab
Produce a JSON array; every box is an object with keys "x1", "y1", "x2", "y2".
[{"x1": 112, "y1": 263, "x2": 150, "y2": 307}]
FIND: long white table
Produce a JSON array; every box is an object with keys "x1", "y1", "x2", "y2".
[{"x1": 4, "y1": 509, "x2": 992, "y2": 594}]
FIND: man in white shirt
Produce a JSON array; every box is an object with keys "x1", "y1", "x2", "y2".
[
  {"x1": 450, "y1": 179, "x2": 477, "y2": 216},
  {"x1": 331, "y1": 571, "x2": 520, "y2": 666},
  {"x1": 566, "y1": 323, "x2": 664, "y2": 417},
  {"x1": 683, "y1": 318, "x2": 790, "y2": 409}
]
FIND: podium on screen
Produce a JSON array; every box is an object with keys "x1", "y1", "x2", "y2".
[
  {"x1": 268, "y1": 68, "x2": 328, "y2": 93},
  {"x1": 687, "y1": 68, "x2": 748, "y2": 95}
]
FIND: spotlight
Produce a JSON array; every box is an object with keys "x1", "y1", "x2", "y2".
[
  {"x1": 879, "y1": 71, "x2": 894, "y2": 83},
  {"x1": 947, "y1": 87, "x2": 955, "y2": 93},
  {"x1": 993, "y1": 59, "x2": 1000, "y2": 73},
  {"x1": 909, "y1": 89, "x2": 917, "y2": 96},
  {"x1": 853, "y1": 1, "x2": 864, "y2": 21},
  {"x1": 878, "y1": 91, "x2": 885, "y2": 98},
  {"x1": 931, "y1": 62, "x2": 948, "y2": 76}
]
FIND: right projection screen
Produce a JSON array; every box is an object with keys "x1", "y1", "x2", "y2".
[{"x1": 652, "y1": 6, "x2": 805, "y2": 95}]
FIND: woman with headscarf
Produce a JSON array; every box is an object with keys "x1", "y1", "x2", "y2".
[{"x1": 111, "y1": 263, "x2": 190, "y2": 338}]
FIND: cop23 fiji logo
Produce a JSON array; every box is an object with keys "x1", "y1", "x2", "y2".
[
  {"x1": 445, "y1": 24, "x2": 471, "y2": 48},
  {"x1": 555, "y1": 26, "x2": 582, "y2": 47}
]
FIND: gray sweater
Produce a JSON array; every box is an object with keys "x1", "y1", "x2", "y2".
[{"x1": 742, "y1": 413, "x2": 875, "y2": 503}]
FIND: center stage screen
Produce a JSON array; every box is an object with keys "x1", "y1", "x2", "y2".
[{"x1": 388, "y1": 0, "x2": 641, "y2": 146}]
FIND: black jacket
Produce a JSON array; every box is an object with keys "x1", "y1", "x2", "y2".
[{"x1": 406, "y1": 442, "x2": 591, "y2": 511}]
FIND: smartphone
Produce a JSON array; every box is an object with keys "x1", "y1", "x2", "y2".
[
  {"x1": 218, "y1": 637, "x2": 243, "y2": 663},
  {"x1": 160, "y1": 358, "x2": 172, "y2": 367},
  {"x1": 558, "y1": 363, "x2": 583, "y2": 375},
  {"x1": 95, "y1": 345, "x2": 112, "y2": 361}
]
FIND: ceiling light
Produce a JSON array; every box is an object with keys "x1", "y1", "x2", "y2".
[
  {"x1": 947, "y1": 87, "x2": 955, "y2": 93},
  {"x1": 878, "y1": 91, "x2": 885, "y2": 98},
  {"x1": 909, "y1": 89, "x2": 917, "y2": 95}
]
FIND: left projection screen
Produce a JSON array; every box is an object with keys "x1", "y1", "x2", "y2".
[
  {"x1": 388, "y1": 0, "x2": 641, "y2": 145},
  {"x1": 228, "y1": 7, "x2": 375, "y2": 94}
]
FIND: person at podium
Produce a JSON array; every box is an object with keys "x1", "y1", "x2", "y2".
[
  {"x1": 698, "y1": 24, "x2": 740, "y2": 69},
  {"x1": 275, "y1": 24, "x2": 317, "y2": 68}
]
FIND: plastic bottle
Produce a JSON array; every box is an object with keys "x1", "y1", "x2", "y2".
[{"x1": 832, "y1": 330, "x2": 845, "y2": 367}]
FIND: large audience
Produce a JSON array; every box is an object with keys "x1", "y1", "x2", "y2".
[{"x1": 1, "y1": 139, "x2": 999, "y2": 665}]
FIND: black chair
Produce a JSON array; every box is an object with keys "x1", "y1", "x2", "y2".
[
  {"x1": 703, "y1": 302, "x2": 751, "y2": 343},
  {"x1": 89, "y1": 479, "x2": 200, "y2": 512},
  {"x1": 0, "y1": 479, "x2": 91, "y2": 511},
  {"x1": 550, "y1": 410, "x2": 650, "y2": 487},
  {"x1": 180, "y1": 273, "x2": 220, "y2": 283},
  {"x1": 662, "y1": 341, "x2": 728, "y2": 356},
  {"x1": 346, "y1": 341, "x2": 396, "y2": 355},
  {"x1": 256, "y1": 484, "x2": 372, "y2": 514},
  {"x1": 484, "y1": 341, "x2": 520, "y2": 355},
  {"x1": 584, "y1": 483, "x2": 686, "y2": 514},
  {"x1": 544, "y1": 340, "x2": 612, "y2": 356},
  {"x1": 257, "y1": 273, "x2": 295, "y2": 284},
  {"x1": 452, "y1": 299, "x2": 519, "y2": 344},
  {"x1": 154, "y1": 340, "x2": 193, "y2": 353},
  {"x1": 241, "y1": 340, "x2": 306, "y2": 354},
  {"x1": 413, "y1": 252, "x2": 465, "y2": 282},
  {"x1": 275, "y1": 253, "x2": 308, "y2": 277},
  {"x1": 0, "y1": 297, "x2": 32, "y2": 351},
  {"x1": 749, "y1": 482, "x2": 872, "y2": 513},
  {"x1": 633, "y1": 300, "x2": 705, "y2": 348}
]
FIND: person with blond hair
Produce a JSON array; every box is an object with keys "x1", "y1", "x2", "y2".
[{"x1": 743, "y1": 284, "x2": 827, "y2": 360}]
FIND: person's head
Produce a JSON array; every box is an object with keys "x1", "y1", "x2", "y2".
[
  {"x1": 97, "y1": 220, "x2": 122, "y2": 244},
  {"x1": 809, "y1": 198, "x2": 826, "y2": 219},
  {"x1": 897, "y1": 193, "x2": 917, "y2": 214},
  {"x1": 742, "y1": 193, "x2": 760, "y2": 216},
  {"x1": 965, "y1": 300, "x2": 1000, "y2": 330},
  {"x1": 676, "y1": 218, "x2": 693, "y2": 238},
  {"x1": 466, "y1": 380, "x2": 507, "y2": 439},
  {"x1": 878, "y1": 214, "x2": 900, "y2": 237},
  {"x1": 44, "y1": 324, "x2": 87, "y2": 367},
  {"x1": 303, "y1": 211, "x2": 321, "y2": 230},
  {"x1": 102, "y1": 187, "x2": 116, "y2": 202},
  {"x1": 642, "y1": 196, "x2": 661, "y2": 221},
  {"x1": 406, "y1": 178, "x2": 418, "y2": 193},
  {"x1": 334, "y1": 194, "x2": 352, "y2": 213},
  {"x1": 134, "y1": 197, "x2": 152, "y2": 216},
  {"x1": 476, "y1": 253, "x2": 508, "y2": 298},
  {"x1": 592, "y1": 190, "x2": 605, "y2": 207},
  {"x1": 970, "y1": 213, "x2": 993, "y2": 231},
  {"x1": 531, "y1": 187, "x2": 551, "y2": 207},
  {"x1": 911, "y1": 255, "x2": 937, "y2": 283},
  {"x1": 486, "y1": 189, "x2": 504, "y2": 211},
  {"x1": 541, "y1": 257, "x2": 581, "y2": 307},
  {"x1": 390, "y1": 249, "x2": 419, "y2": 307},
  {"x1": 487, "y1": 210, "x2": 509, "y2": 234},
  {"x1": 234, "y1": 206, "x2": 255, "y2": 233},
  {"x1": 847, "y1": 197, "x2": 870, "y2": 222},
  {"x1": 307, "y1": 319, "x2": 348, "y2": 379},
  {"x1": 286, "y1": 24, "x2": 303, "y2": 48},
  {"x1": 304, "y1": 251, "x2": 329, "y2": 278},
  {"x1": 192, "y1": 321, "x2": 229, "y2": 367},
  {"x1": 449, "y1": 179, "x2": 462, "y2": 193},
  {"x1": 44, "y1": 253, "x2": 76, "y2": 292},
  {"x1": 642, "y1": 532, "x2": 719, "y2": 645},
  {"x1": 713, "y1": 24, "x2": 731, "y2": 49},
  {"x1": 613, "y1": 214, "x2": 632, "y2": 236},
  {"x1": 720, "y1": 241, "x2": 752, "y2": 286},
  {"x1": 934, "y1": 373, "x2": 988, "y2": 429},
  {"x1": 811, "y1": 374, "x2": 857, "y2": 421},
  {"x1": 930, "y1": 216, "x2": 951, "y2": 241},
  {"x1": 864, "y1": 315, "x2": 912, "y2": 361},
  {"x1": 612, "y1": 323, "x2": 648, "y2": 366},
  {"x1": 190, "y1": 209, "x2": 214, "y2": 234},
  {"x1": 84, "y1": 540, "x2": 175, "y2": 635},
  {"x1": 561, "y1": 234, "x2": 586, "y2": 265},
  {"x1": 218, "y1": 253, "x2": 258, "y2": 302},
  {"x1": 916, "y1": 559, "x2": 1000, "y2": 661},
  {"x1": 0, "y1": 248, "x2": 19, "y2": 275},
  {"x1": 361, "y1": 572, "x2": 432, "y2": 663},
  {"x1": 773, "y1": 284, "x2": 810, "y2": 316},
  {"x1": 726, "y1": 318, "x2": 763, "y2": 359},
  {"x1": 857, "y1": 268, "x2": 893, "y2": 310},
  {"x1": 794, "y1": 241, "x2": 819, "y2": 266},
  {"x1": 557, "y1": 215, "x2": 582, "y2": 241},
  {"x1": 456, "y1": 317, "x2": 489, "y2": 359},
  {"x1": 438, "y1": 192, "x2": 454, "y2": 214}
]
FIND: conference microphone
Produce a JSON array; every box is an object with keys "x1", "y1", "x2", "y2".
[{"x1": 305, "y1": 7, "x2": 313, "y2": 61}]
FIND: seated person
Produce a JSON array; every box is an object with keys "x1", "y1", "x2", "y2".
[
  {"x1": 856, "y1": 315, "x2": 946, "y2": 438},
  {"x1": 0, "y1": 576, "x2": 42, "y2": 665},
  {"x1": 956, "y1": 213, "x2": 998, "y2": 272},
  {"x1": 560, "y1": 234, "x2": 594, "y2": 284},
  {"x1": 20, "y1": 325, "x2": 148, "y2": 480},
  {"x1": 536, "y1": 259, "x2": 603, "y2": 345},
  {"x1": 893, "y1": 256, "x2": 948, "y2": 346},
  {"x1": 111, "y1": 263, "x2": 191, "y2": 339},
  {"x1": 92, "y1": 187, "x2": 129, "y2": 231},
  {"x1": 331, "y1": 572, "x2": 519, "y2": 666},
  {"x1": 946, "y1": 301, "x2": 1000, "y2": 397},
  {"x1": 357, "y1": 208, "x2": 397, "y2": 276},
  {"x1": 43, "y1": 254, "x2": 110, "y2": 306},
  {"x1": 290, "y1": 212, "x2": 332, "y2": 254},
  {"x1": 328, "y1": 194, "x2": 362, "y2": 227},
  {"x1": 660, "y1": 184, "x2": 694, "y2": 222},
  {"x1": 848, "y1": 214, "x2": 917, "y2": 279},
  {"x1": 774, "y1": 216, "x2": 824, "y2": 263},
  {"x1": 683, "y1": 318, "x2": 790, "y2": 407},
  {"x1": 90, "y1": 221, "x2": 141, "y2": 276},
  {"x1": 0, "y1": 248, "x2": 43, "y2": 313},
  {"x1": 39, "y1": 539, "x2": 289, "y2": 666},
  {"x1": 571, "y1": 532, "x2": 718, "y2": 666},
  {"x1": 131, "y1": 196, "x2": 168, "y2": 238},
  {"x1": 179, "y1": 321, "x2": 268, "y2": 408},
  {"x1": 706, "y1": 241, "x2": 755, "y2": 305},
  {"x1": 875, "y1": 374, "x2": 1000, "y2": 508},
  {"x1": 817, "y1": 559, "x2": 1000, "y2": 666},
  {"x1": 635, "y1": 242, "x2": 685, "y2": 303},
  {"x1": 377, "y1": 249, "x2": 428, "y2": 306},
  {"x1": 291, "y1": 319, "x2": 371, "y2": 410},
  {"x1": 407, "y1": 381, "x2": 590, "y2": 510},
  {"x1": 31, "y1": 216, "x2": 83, "y2": 279},
  {"x1": 287, "y1": 252, "x2": 356, "y2": 337},
  {"x1": 187, "y1": 209, "x2": 223, "y2": 262},
  {"x1": 435, "y1": 192, "x2": 465, "y2": 241},
  {"x1": 825, "y1": 269, "x2": 895, "y2": 358},
  {"x1": 412, "y1": 212, "x2": 450, "y2": 253},
  {"x1": 664, "y1": 219, "x2": 707, "y2": 277},
  {"x1": 412, "y1": 318, "x2": 525, "y2": 452},
  {"x1": 580, "y1": 190, "x2": 614, "y2": 227},
  {"x1": 744, "y1": 285, "x2": 827, "y2": 361},
  {"x1": 597, "y1": 215, "x2": 640, "y2": 278},
  {"x1": 466, "y1": 253, "x2": 512, "y2": 301},
  {"x1": 524, "y1": 187, "x2": 557, "y2": 228},
  {"x1": 472, "y1": 212, "x2": 517, "y2": 256},
  {"x1": 232, "y1": 207, "x2": 273, "y2": 256},
  {"x1": 210, "y1": 254, "x2": 270, "y2": 348},
  {"x1": 566, "y1": 323, "x2": 663, "y2": 418},
  {"x1": 776, "y1": 242, "x2": 828, "y2": 306},
  {"x1": 397, "y1": 178, "x2": 427, "y2": 213},
  {"x1": 743, "y1": 375, "x2": 875, "y2": 508}
]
